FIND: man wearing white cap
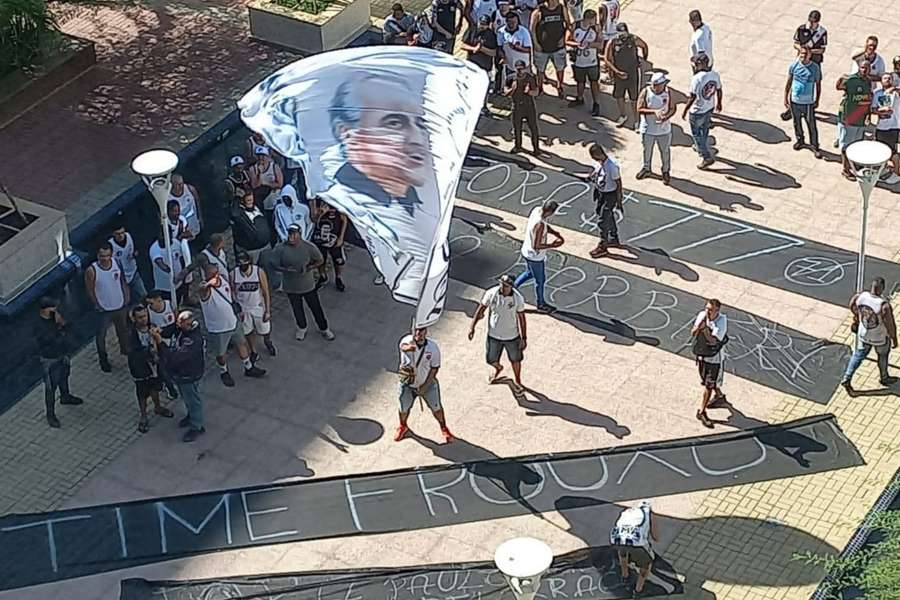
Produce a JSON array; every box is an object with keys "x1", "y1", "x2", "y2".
[
  {"x1": 225, "y1": 155, "x2": 252, "y2": 206},
  {"x1": 636, "y1": 72, "x2": 675, "y2": 183},
  {"x1": 468, "y1": 274, "x2": 527, "y2": 391}
]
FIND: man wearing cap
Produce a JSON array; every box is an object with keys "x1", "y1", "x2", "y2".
[
  {"x1": 681, "y1": 52, "x2": 722, "y2": 169},
  {"x1": 793, "y1": 10, "x2": 827, "y2": 67},
  {"x1": 225, "y1": 156, "x2": 252, "y2": 206},
  {"x1": 604, "y1": 22, "x2": 648, "y2": 128},
  {"x1": 231, "y1": 250, "x2": 277, "y2": 359},
  {"x1": 515, "y1": 199, "x2": 563, "y2": 312},
  {"x1": 155, "y1": 310, "x2": 206, "y2": 442},
  {"x1": 384, "y1": 3, "x2": 415, "y2": 44},
  {"x1": 498, "y1": 10, "x2": 533, "y2": 77},
  {"x1": 636, "y1": 72, "x2": 675, "y2": 183},
  {"x1": 461, "y1": 13, "x2": 499, "y2": 110},
  {"x1": 530, "y1": 0, "x2": 569, "y2": 97},
  {"x1": 34, "y1": 297, "x2": 84, "y2": 428},
  {"x1": 785, "y1": 46, "x2": 822, "y2": 158},
  {"x1": 468, "y1": 274, "x2": 527, "y2": 391},
  {"x1": 505, "y1": 60, "x2": 543, "y2": 155}
]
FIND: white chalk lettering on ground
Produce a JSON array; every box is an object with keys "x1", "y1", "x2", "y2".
[{"x1": 784, "y1": 256, "x2": 854, "y2": 287}]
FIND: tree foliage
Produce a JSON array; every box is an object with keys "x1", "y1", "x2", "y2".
[{"x1": 0, "y1": 0, "x2": 58, "y2": 76}]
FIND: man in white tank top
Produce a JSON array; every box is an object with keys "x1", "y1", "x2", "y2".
[
  {"x1": 110, "y1": 223, "x2": 147, "y2": 302},
  {"x1": 635, "y1": 72, "x2": 675, "y2": 184},
  {"x1": 231, "y1": 250, "x2": 276, "y2": 359},
  {"x1": 566, "y1": 9, "x2": 603, "y2": 116},
  {"x1": 842, "y1": 277, "x2": 898, "y2": 392},
  {"x1": 168, "y1": 174, "x2": 202, "y2": 240},
  {"x1": 145, "y1": 289, "x2": 180, "y2": 400},
  {"x1": 513, "y1": 199, "x2": 563, "y2": 312},
  {"x1": 85, "y1": 242, "x2": 131, "y2": 372},
  {"x1": 199, "y1": 261, "x2": 266, "y2": 387}
]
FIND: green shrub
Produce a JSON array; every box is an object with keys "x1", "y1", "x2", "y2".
[
  {"x1": 271, "y1": 0, "x2": 334, "y2": 16},
  {"x1": 0, "y1": 0, "x2": 58, "y2": 76}
]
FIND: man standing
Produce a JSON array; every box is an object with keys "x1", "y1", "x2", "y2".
[
  {"x1": 566, "y1": 9, "x2": 603, "y2": 116},
  {"x1": 852, "y1": 36, "x2": 885, "y2": 88},
  {"x1": 587, "y1": 144, "x2": 623, "y2": 258},
  {"x1": 248, "y1": 146, "x2": 284, "y2": 221},
  {"x1": 156, "y1": 310, "x2": 206, "y2": 442},
  {"x1": 604, "y1": 23, "x2": 648, "y2": 127},
  {"x1": 836, "y1": 61, "x2": 872, "y2": 180},
  {"x1": 793, "y1": 10, "x2": 827, "y2": 68},
  {"x1": 274, "y1": 184, "x2": 314, "y2": 243},
  {"x1": 514, "y1": 199, "x2": 562, "y2": 312},
  {"x1": 872, "y1": 73, "x2": 900, "y2": 185},
  {"x1": 461, "y1": 14, "x2": 498, "y2": 112},
  {"x1": 396, "y1": 327, "x2": 453, "y2": 443},
  {"x1": 611, "y1": 501, "x2": 659, "y2": 597},
  {"x1": 198, "y1": 261, "x2": 267, "y2": 387},
  {"x1": 168, "y1": 174, "x2": 202, "y2": 242},
  {"x1": 431, "y1": 0, "x2": 463, "y2": 53},
  {"x1": 312, "y1": 198, "x2": 349, "y2": 292},
  {"x1": 688, "y1": 9, "x2": 712, "y2": 67},
  {"x1": 498, "y1": 11, "x2": 533, "y2": 76},
  {"x1": 842, "y1": 277, "x2": 898, "y2": 393},
  {"x1": 531, "y1": 0, "x2": 569, "y2": 97},
  {"x1": 225, "y1": 156, "x2": 252, "y2": 206},
  {"x1": 109, "y1": 223, "x2": 146, "y2": 302},
  {"x1": 231, "y1": 189, "x2": 272, "y2": 263},
  {"x1": 34, "y1": 297, "x2": 83, "y2": 428},
  {"x1": 892, "y1": 55, "x2": 900, "y2": 88},
  {"x1": 383, "y1": 3, "x2": 415, "y2": 44},
  {"x1": 232, "y1": 250, "x2": 277, "y2": 359},
  {"x1": 127, "y1": 304, "x2": 174, "y2": 433},
  {"x1": 85, "y1": 242, "x2": 130, "y2": 372},
  {"x1": 784, "y1": 46, "x2": 822, "y2": 158},
  {"x1": 636, "y1": 72, "x2": 674, "y2": 183},
  {"x1": 691, "y1": 298, "x2": 727, "y2": 429},
  {"x1": 505, "y1": 60, "x2": 542, "y2": 155},
  {"x1": 149, "y1": 230, "x2": 187, "y2": 305},
  {"x1": 468, "y1": 274, "x2": 527, "y2": 390},
  {"x1": 681, "y1": 53, "x2": 722, "y2": 169},
  {"x1": 145, "y1": 289, "x2": 179, "y2": 400},
  {"x1": 271, "y1": 223, "x2": 336, "y2": 341}
]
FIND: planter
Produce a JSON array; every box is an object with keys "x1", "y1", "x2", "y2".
[
  {"x1": 0, "y1": 34, "x2": 96, "y2": 129},
  {"x1": 0, "y1": 195, "x2": 70, "y2": 304},
  {"x1": 248, "y1": 0, "x2": 372, "y2": 55}
]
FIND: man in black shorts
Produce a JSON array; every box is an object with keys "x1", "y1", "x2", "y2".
[
  {"x1": 604, "y1": 22, "x2": 648, "y2": 127},
  {"x1": 312, "y1": 198, "x2": 349, "y2": 292},
  {"x1": 691, "y1": 298, "x2": 727, "y2": 429},
  {"x1": 127, "y1": 304, "x2": 174, "y2": 433},
  {"x1": 565, "y1": 9, "x2": 603, "y2": 116}
]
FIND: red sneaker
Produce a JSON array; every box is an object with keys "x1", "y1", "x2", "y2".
[
  {"x1": 441, "y1": 426, "x2": 454, "y2": 443},
  {"x1": 394, "y1": 424, "x2": 409, "y2": 442}
]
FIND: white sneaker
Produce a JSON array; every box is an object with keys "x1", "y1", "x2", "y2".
[
  {"x1": 320, "y1": 328, "x2": 335, "y2": 341},
  {"x1": 295, "y1": 327, "x2": 307, "y2": 341},
  {"x1": 884, "y1": 173, "x2": 900, "y2": 185},
  {"x1": 373, "y1": 274, "x2": 385, "y2": 285}
]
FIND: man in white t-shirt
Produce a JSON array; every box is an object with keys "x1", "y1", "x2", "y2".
[
  {"x1": 688, "y1": 10, "x2": 713, "y2": 68},
  {"x1": 842, "y1": 277, "x2": 898, "y2": 393},
  {"x1": 468, "y1": 274, "x2": 527, "y2": 390},
  {"x1": 514, "y1": 199, "x2": 563, "y2": 313},
  {"x1": 872, "y1": 73, "x2": 900, "y2": 184},
  {"x1": 851, "y1": 36, "x2": 885, "y2": 90},
  {"x1": 587, "y1": 144, "x2": 623, "y2": 258},
  {"x1": 681, "y1": 53, "x2": 722, "y2": 169},
  {"x1": 396, "y1": 327, "x2": 453, "y2": 443},
  {"x1": 691, "y1": 298, "x2": 727, "y2": 428},
  {"x1": 498, "y1": 11, "x2": 533, "y2": 75}
]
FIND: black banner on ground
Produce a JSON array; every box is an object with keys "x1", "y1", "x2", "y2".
[
  {"x1": 119, "y1": 546, "x2": 683, "y2": 600},
  {"x1": 0, "y1": 415, "x2": 862, "y2": 591}
]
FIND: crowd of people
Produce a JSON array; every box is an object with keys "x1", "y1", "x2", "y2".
[{"x1": 32, "y1": 4, "x2": 900, "y2": 444}]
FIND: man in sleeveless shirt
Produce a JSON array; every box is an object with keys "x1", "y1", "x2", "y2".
[
  {"x1": 566, "y1": 9, "x2": 603, "y2": 116},
  {"x1": 604, "y1": 23, "x2": 649, "y2": 128},
  {"x1": 168, "y1": 174, "x2": 203, "y2": 243},
  {"x1": 85, "y1": 242, "x2": 131, "y2": 373},
  {"x1": 146, "y1": 288, "x2": 180, "y2": 400},
  {"x1": 514, "y1": 200, "x2": 562, "y2": 312},
  {"x1": 232, "y1": 250, "x2": 277, "y2": 359},
  {"x1": 531, "y1": 0, "x2": 569, "y2": 97},
  {"x1": 636, "y1": 72, "x2": 675, "y2": 183},
  {"x1": 110, "y1": 223, "x2": 147, "y2": 302},
  {"x1": 842, "y1": 277, "x2": 898, "y2": 393}
]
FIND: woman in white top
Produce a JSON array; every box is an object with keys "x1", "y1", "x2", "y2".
[
  {"x1": 513, "y1": 200, "x2": 563, "y2": 311},
  {"x1": 635, "y1": 72, "x2": 676, "y2": 183}
]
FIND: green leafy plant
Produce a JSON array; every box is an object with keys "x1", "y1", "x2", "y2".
[
  {"x1": 0, "y1": 0, "x2": 59, "y2": 76},
  {"x1": 271, "y1": 0, "x2": 334, "y2": 16}
]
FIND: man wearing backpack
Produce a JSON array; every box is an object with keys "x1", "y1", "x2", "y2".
[
  {"x1": 611, "y1": 501, "x2": 659, "y2": 596},
  {"x1": 691, "y1": 298, "x2": 727, "y2": 428}
]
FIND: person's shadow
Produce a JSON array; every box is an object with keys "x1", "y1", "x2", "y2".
[
  {"x1": 316, "y1": 416, "x2": 385, "y2": 453},
  {"x1": 505, "y1": 381, "x2": 632, "y2": 439},
  {"x1": 602, "y1": 245, "x2": 700, "y2": 282},
  {"x1": 667, "y1": 176, "x2": 764, "y2": 212},
  {"x1": 704, "y1": 157, "x2": 801, "y2": 191},
  {"x1": 712, "y1": 113, "x2": 791, "y2": 144}
]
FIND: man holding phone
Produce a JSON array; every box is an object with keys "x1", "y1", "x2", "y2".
[
  {"x1": 34, "y1": 297, "x2": 84, "y2": 428},
  {"x1": 587, "y1": 144, "x2": 624, "y2": 258}
]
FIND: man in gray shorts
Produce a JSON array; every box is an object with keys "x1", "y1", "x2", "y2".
[
  {"x1": 395, "y1": 327, "x2": 453, "y2": 443},
  {"x1": 468, "y1": 274, "x2": 527, "y2": 391}
]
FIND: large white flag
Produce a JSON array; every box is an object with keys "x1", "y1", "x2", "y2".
[{"x1": 238, "y1": 47, "x2": 488, "y2": 327}]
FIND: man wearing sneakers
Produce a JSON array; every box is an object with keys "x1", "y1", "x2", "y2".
[
  {"x1": 587, "y1": 144, "x2": 623, "y2": 258},
  {"x1": 468, "y1": 274, "x2": 527, "y2": 391},
  {"x1": 312, "y1": 198, "x2": 349, "y2": 292},
  {"x1": 682, "y1": 53, "x2": 722, "y2": 169},
  {"x1": 836, "y1": 60, "x2": 873, "y2": 180},
  {"x1": 271, "y1": 223, "x2": 335, "y2": 341},
  {"x1": 395, "y1": 327, "x2": 453, "y2": 443},
  {"x1": 198, "y1": 261, "x2": 267, "y2": 387},
  {"x1": 566, "y1": 9, "x2": 603, "y2": 116},
  {"x1": 842, "y1": 277, "x2": 898, "y2": 393},
  {"x1": 232, "y1": 250, "x2": 277, "y2": 359},
  {"x1": 145, "y1": 289, "x2": 179, "y2": 400},
  {"x1": 85, "y1": 242, "x2": 130, "y2": 372},
  {"x1": 514, "y1": 199, "x2": 563, "y2": 312},
  {"x1": 604, "y1": 22, "x2": 648, "y2": 127},
  {"x1": 636, "y1": 72, "x2": 675, "y2": 183},
  {"x1": 692, "y1": 298, "x2": 728, "y2": 429},
  {"x1": 155, "y1": 310, "x2": 206, "y2": 442},
  {"x1": 110, "y1": 223, "x2": 146, "y2": 302},
  {"x1": 34, "y1": 297, "x2": 84, "y2": 428},
  {"x1": 784, "y1": 46, "x2": 823, "y2": 158},
  {"x1": 531, "y1": 0, "x2": 569, "y2": 97},
  {"x1": 127, "y1": 304, "x2": 174, "y2": 433}
]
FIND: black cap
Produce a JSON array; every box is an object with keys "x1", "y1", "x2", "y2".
[
  {"x1": 478, "y1": 13, "x2": 492, "y2": 24},
  {"x1": 236, "y1": 250, "x2": 252, "y2": 263},
  {"x1": 616, "y1": 22, "x2": 629, "y2": 33},
  {"x1": 808, "y1": 9, "x2": 821, "y2": 21},
  {"x1": 39, "y1": 296, "x2": 58, "y2": 309}
]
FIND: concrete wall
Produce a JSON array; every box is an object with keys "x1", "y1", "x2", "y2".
[{"x1": 248, "y1": 0, "x2": 371, "y2": 55}]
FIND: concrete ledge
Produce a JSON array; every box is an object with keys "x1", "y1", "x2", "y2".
[{"x1": 248, "y1": 0, "x2": 371, "y2": 55}]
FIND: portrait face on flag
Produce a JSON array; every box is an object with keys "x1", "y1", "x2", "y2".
[{"x1": 239, "y1": 47, "x2": 487, "y2": 325}]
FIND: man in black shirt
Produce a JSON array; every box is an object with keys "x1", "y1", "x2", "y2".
[
  {"x1": 461, "y1": 14, "x2": 498, "y2": 112},
  {"x1": 793, "y1": 10, "x2": 827, "y2": 66},
  {"x1": 431, "y1": 0, "x2": 464, "y2": 53},
  {"x1": 505, "y1": 60, "x2": 542, "y2": 155},
  {"x1": 531, "y1": 0, "x2": 569, "y2": 96},
  {"x1": 34, "y1": 297, "x2": 83, "y2": 428},
  {"x1": 604, "y1": 22, "x2": 649, "y2": 128},
  {"x1": 230, "y1": 189, "x2": 272, "y2": 263}
]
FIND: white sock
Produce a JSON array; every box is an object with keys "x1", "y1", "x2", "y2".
[
  {"x1": 242, "y1": 357, "x2": 252, "y2": 370},
  {"x1": 218, "y1": 363, "x2": 228, "y2": 373}
]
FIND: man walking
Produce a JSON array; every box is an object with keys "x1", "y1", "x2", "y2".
[
  {"x1": 127, "y1": 304, "x2": 174, "y2": 433},
  {"x1": 691, "y1": 298, "x2": 727, "y2": 429},
  {"x1": 836, "y1": 60, "x2": 872, "y2": 180},
  {"x1": 682, "y1": 53, "x2": 722, "y2": 169},
  {"x1": 396, "y1": 327, "x2": 453, "y2": 443},
  {"x1": 85, "y1": 242, "x2": 130, "y2": 372},
  {"x1": 587, "y1": 144, "x2": 623, "y2": 258},
  {"x1": 688, "y1": 9, "x2": 712, "y2": 67},
  {"x1": 198, "y1": 261, "x2": 267, "y2": 387},
  {"x1": 784, "y1": 46, "x2": 822, "y2": 158},
  {"x1": 156, "y1": 310, "x2": 206, "y2": 442},
  {"x1": 636, "y1": 72, "x2": 674, "y2": 183},
  {"x1": 842, "y1": 277, "x2": 898, "y2": 393},
  {"x1": 514, "y1": 199, "x2": 562, "y2": 312},
  {"x1": 109, "y1": 223, "x2": 146, "y2": 302},
  {"x1": 468, "y1": 274, "x2": 527, "y2": 391},
  {"x1": 604, "y1": 23, "x2": 648, "y2": 127},
  {"x1": 505, "y1": 60, "x2": 542, "y2": 155},
  {"x1": 271, "y1": 223, "x2": 336, "y2": 341},
  {"x1": 531, "y1": 0, "x2": 569, "y2": 97},
  {"x1": 34, "y1": 297, "x2": 83, "y2": 428},
  {"x1": 566, "y1": 9, "x2": 603, "y2": 116},
  {"x1": 231, "y1": 250, "x2": 277, "y2": 359}
]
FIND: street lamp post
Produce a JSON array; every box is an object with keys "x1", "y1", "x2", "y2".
[
  {"x1": 131, "y1": 149, "x2": 180, "y2": 306},
  {"x1": 845, "y1": 140, "x2": 892, "y2": 294},
  {"x1": 494, "y1": 537, "x2": 554, "y2": 600}
]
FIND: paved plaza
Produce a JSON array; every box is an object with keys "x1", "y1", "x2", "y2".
[{"x1": 2, "y1": 0, "x2": 900, "y2": 598}]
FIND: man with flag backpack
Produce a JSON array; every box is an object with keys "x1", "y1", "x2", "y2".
[{"x1": 610, "y1": 501, "x2": 659, "y2": 595}]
